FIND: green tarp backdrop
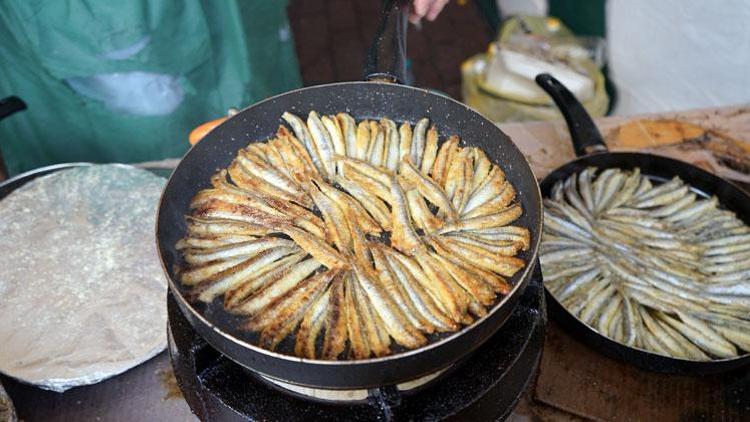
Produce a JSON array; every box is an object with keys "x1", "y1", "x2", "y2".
[{"x1": 0, "y1": 0, "x2": 301, "y2": 175}]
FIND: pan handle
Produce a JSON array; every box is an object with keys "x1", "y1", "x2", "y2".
[
  {"x1": 363, "y1": 0, "x2": 410, "y2": 83},
  {"x1": 0, "y1": 96, "x2": 27, "y2": 121},
  {"x1": 189, "y1": 116, "x2": 227, "y2": 145},
  {"x1": 535, "y1": 73, "x2": 607, "y2": 157},
  {"x1": 188, "y1": 109, "x2": 239, "y2": 145}
]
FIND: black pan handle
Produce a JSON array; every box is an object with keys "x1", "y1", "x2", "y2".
[
  {"x1": 363, "y1": 0, "x2": 409, "y2": 83},
  {"x1": 0, "y1": 96, "x2": 27, "y2": 121},
  {"x1": 535, "y1": 73, "x2": 607, "y2": 157}
]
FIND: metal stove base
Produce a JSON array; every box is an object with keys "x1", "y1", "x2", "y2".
[
  {"x1": 255, "y1": 365, "x2": 451, "y2": 404},
  {"x1": 167, "y1": 264, "x2": 545, "y2": 421}
]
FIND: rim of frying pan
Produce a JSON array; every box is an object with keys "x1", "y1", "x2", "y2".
[
  {"x1": 155, "y1": 80, "x2": 544, "y2": 367},
  {"x1": 0, "y1": 162, "x2": 154, "y2": 198},
  {"x1": 0, "y1": 162, "x2": 93, "y2": 193},
  {"x1": 535, "y1": 73, "x2": 750, "y2": 373},
  {"x1": 541, "y1": 151, "x2": 750, "y2": 373}
]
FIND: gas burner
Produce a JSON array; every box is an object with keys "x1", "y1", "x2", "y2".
[
  {"x1": 168, "y1": 262, "x2": 545, "y2": 421},
  {"x1": 256, "y1": 366, "x2": 450, "y2": 403}
]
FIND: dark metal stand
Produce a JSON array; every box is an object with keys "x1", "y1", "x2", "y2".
[{"x1": 168, "y1": 262, "x2": 546, "y2": 421}]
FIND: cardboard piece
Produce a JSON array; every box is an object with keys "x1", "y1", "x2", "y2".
[
  {"x1": 499, "y1": 105, "x2": 750, "y2": 186},
  {"x1": 535, "y1": 321, "x2": 750, "y2": 421}
]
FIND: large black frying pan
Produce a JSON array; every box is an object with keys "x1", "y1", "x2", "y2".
[
  {"x1": 155, "y1": 0, "x2": 543, "y2": 389},
  {"x1": 536, "y1": 73, "x2": 750, "y2": 374}
]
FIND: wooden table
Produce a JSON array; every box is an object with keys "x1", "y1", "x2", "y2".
[{"x1": 2, "y1": 105, "x2": 749, "y2": 421}]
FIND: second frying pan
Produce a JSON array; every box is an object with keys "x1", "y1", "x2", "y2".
[
  {"x1": 155, "y1": 1, "x2": 543, "y2": 389},
  {"x1": 536, "y1": 73, "x2": 750, "y2": 373}
]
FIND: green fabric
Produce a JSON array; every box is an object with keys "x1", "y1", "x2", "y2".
[
  {"x1": 548, "y1": 0, "x2": 606, "y2": 37},
  {"x1": 0, "y1": 0, "x2": 301, "y2": 176},
  {"x1": 547, "y1": 0, "x2": 616, "y2": 112},
  {"x1": 472, "y1": 0, "x2": 501, "y2": 37}
]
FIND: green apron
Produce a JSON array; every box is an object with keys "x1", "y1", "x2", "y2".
[{"x1": 0, "y1": 0, "x2": 301, "y2": 175}]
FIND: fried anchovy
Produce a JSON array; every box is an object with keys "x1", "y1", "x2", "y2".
[
  {"x1": 337, "y1": 113, "x2": 357, "y2": 158},
  {"x1": 415, "y1": 249, "x2": 471, "y2": 319},
  {"x1": 462, "y1": 181, "x2": 516, "y2": 219},
  {"x1": 335, "y1": 175, "x2": 392, "y2": 231},
  {"x1": 182, "y1": 238, "x2": 294, "y2": 265},
  {"x1": 194, "y1": 247, "x2": 300, "y2": 303},
  {"x1": 407, "y1": 188, "x2": 443, "y2": 232},
  {"x1": 384, "y1": 250, "x2": 458, "y2": 331},
  {"x1": 444, "y1": 148, "x2": 469, "y2": 205},
  {"x1": 322, "y1": 115, "x2": 347, "y2": 165},
  {"x1": 231, "y1": 258, "x2": 321, "y2": 315},
  {"x1": 440, "y1": 204, "x2": 522, "y2": 233},
  {"x1": 398, "y1": 121, "x2": 413, "y2": 164},
  {"x1": 344, "y1": 273, "x2": 371, "y2": 359},
  {"x1": 353, "y1": 273, "x2": 391, "y2": 356},
  {"x1": 410, "y1": 118, "x2": 429, "y2": 167},
  {"x1": 224, "y1": 252, "x2": 307, "y2": 308},
  {"x1": 430, "y1": 251, "x2": 495, "y2": 305},
  {"x1": 295, "y1": 287, "x2": 331, "y2": 359},
  {"x1": 469, "y1": 226, "x2": 531, "y2": 250},
  {"x1": 390, "y1": 176, "x2": 422, "y2": 253},
  {"x1": 228, "y1": 161, "x2": 303, "y2": 206},
  {"x1": 382, "y1": 118, "x2": 401, "y2": 172},
  {"x1": 389, "y1": 249, "x2": 460, "y2": 322},
  {"x1": 400, "y1": 159, "x2": 456, "y2": 220},
  {"x1": 427, "y1": 236, "x2": 511, "y2": 294},
  {"x1": 320, "y1": 273, "x2": 349, "y2": 359},
  {"x1": 432, "y1": 236, "x2": 524, "y2": 277},
  {"x1": 317, "y1": 178, "x2": 382, "y2": 235},
  {"x1": 445, "y1": 232, "x2": 522, "y2": 256},
  {"x1": 421, "y1": 126, "x2": 439, "y2": 175},
  {"x1": 282, "y1": 226, "x2": 347, "y2": 269},
  {"x1": 177, "y1": 234, "x2": 260, "y2": 250},
  {"x1": 470, "y1": 148, "x2": 492, "y2": 193},
  {"x1": 282, "y1": 112, "x2": 325, "y2": 175},
  {"x1": 279, "y1": 126, "x2": 318, "y2": 174},
  {"x1": 371, "y1": 247, "x2": 434, "y2": 332},
  {"x1": 342, "y1": 162, "x2": 391, "y2": 203},
  {"x1": 250, "y1": 267, "x2": 336, "y2": 350},
  {"x1": 308, "y1": 181, "x2": 351, "y2": 251},
  {"x1": 431, "y1": 135, "x2": 458, "y2": 186},
  {"x1": 307, "y1": 111, "x2": 337, "y2": 177},
  {"x1": 354, "y1": 120, "x2": 371, "y2": 161},
  {"x1": 353, "y1": 263, "x2": 427, "y2": 348},
  {"x1": 334, "y1": 155, "x2": 392, "y2": 186},
  {"x1": 367, "y1": 121, "x2": 386, "y2": 167}
]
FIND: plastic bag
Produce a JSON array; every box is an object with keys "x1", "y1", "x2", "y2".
[{"x1": 461, "y1": 15, "x2": 608, "y2": 123}]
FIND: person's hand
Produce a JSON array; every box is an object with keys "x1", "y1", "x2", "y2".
[{"x1": 410, "y1": 0, "x2": 449, "y2": 24}]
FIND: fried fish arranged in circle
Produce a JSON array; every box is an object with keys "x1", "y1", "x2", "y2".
[
  {"x1": 542, "y1": 167, "x2": 750, "y2": 361},
  {"x1": 177, "y1": 111, "x2": 528, "y2": 359}
]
